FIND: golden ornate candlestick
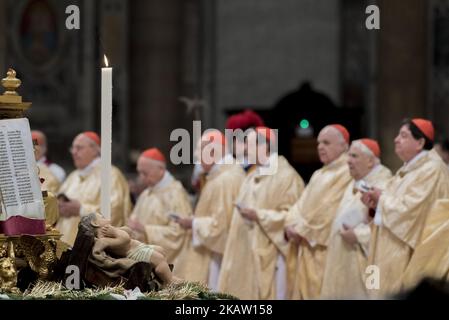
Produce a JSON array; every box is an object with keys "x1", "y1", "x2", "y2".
[
  {"x1": 1, "y1": 69, "x2": 21, "y2": 98},
  {"x1": 0, "y1": 68, "x2": 31, "y2": 119}
]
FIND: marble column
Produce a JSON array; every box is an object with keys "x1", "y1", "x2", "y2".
[
  {"x1": 129, "y1": 0, "x2": 183, "y2": 166},
  {"x1": 377, "y1": 0, "x2": 429, "y2": 170}
]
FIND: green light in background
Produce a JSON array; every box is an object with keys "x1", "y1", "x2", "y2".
[{"x1": 299, "y1": 119, "x2": 309, "y2": 129}]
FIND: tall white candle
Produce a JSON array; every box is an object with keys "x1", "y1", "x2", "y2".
[{"x1": 101, "y1": 55, "x2": 112, "y2": 220}]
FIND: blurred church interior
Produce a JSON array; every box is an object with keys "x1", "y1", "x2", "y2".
[{"x1": 0, "y1": 0, "x2": 447, "y2": 185}]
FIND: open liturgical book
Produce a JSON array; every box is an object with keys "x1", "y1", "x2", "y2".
[{"x1": 0, "y1": 118, "x2": 46, "y2": 235}]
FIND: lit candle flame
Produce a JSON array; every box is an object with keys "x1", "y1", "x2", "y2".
[{"x1": 104, "y1": 55, "x2": 109, "y2": 67}]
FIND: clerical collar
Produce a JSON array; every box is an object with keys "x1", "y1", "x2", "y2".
[
  {"x1": 150, "y1": 171, "x2": 174, "y2": 192},
  {"x1": 352, "y1": 164, "x2": 381, "y2": 194},
  {"x1": 79, "y1": 157, "x2": 101, "y2": 178},
  {"x1": 241, "y1": 159, "x2": 251, "y2": 170},
  {"x1": 253, "y1": 153, "x2": 278, "y2": 177},
  {"x1": 404, "y1": 150, "x2": 428, "y2": 170},
  {"x1": 258, "y1": 152, "x2": 277, "y2": 169},
  {"x1": 359, "y1": 164, "x2": 382, "y2": 182},
  {"x1": 209, "y1": 153, "x2": 234, "y2": 175},
  {"x1": 325, "y1": 153, "x2": 346, "y2": 169},
  {"x1": 37, "y1": 156, "x2": 47, "y2": 165}
]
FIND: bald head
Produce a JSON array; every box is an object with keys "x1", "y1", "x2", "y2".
[
  {"x1": 199, "y1": 131, "x2": 227, "y2": 172},
  {"x1": 246, "y1": 129, "x2": 272, "y2": 166},
  {"x1": 347, "y1": 141, "x2": 378, "y2": 180},
  {"x1": 70, "y1": 133, "x2": 101, "y2": 169},
  {"x1": 137, "y1": 155, "x2": 166, "y2": 187},
  {"x1": 317, "y1": 126, "x2": 349, "y2": 165}
]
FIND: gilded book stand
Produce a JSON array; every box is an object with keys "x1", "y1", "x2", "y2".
[{"x1": 0, "y1": 69, "x2": 63, "y2": 293}]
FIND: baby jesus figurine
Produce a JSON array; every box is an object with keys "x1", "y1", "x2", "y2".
[{"x1": 90, "y1": 213, "x2": 179, "y2": 286}]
